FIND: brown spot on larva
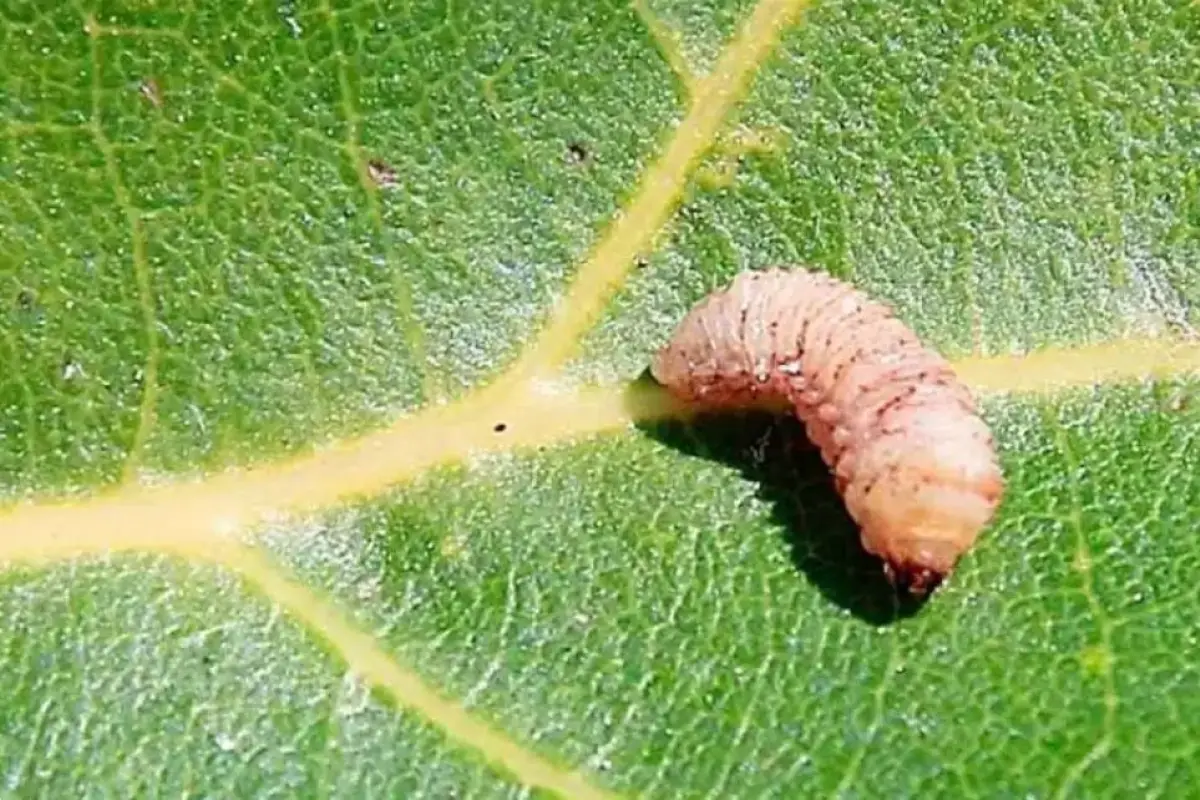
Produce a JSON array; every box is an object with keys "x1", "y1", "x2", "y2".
[
  {"x1": 493, "y1": 422, "x2": 508, "y2": 433},
  {"x1": 865, "y1": 396, "x2": 920, "y2": 439},
  {"x1": 565, "y1": 141, "x2": 591, "y2": 167},
  {"x1": 830, "y1": 346, "x2": 865, "y2": 384},
  {"x1": 367, "y1": 159, "x2": 398, "y2": 189},
  {"x1": 138, "y1": 78, "x2": 162, "y2": 108}
]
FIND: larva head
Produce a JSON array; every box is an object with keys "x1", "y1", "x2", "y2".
[
  {"x1": 879, "y1": 540, "x2": 960, "y2": 596},
  {"x1": 857, "y1": 462, "x2": 1004, "y2": 597}
]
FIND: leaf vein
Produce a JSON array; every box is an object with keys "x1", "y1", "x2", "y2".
[
  {"x1": 83, "y1": 12, "x2": 162, "y2": 484},
  {"x1": 211, "y1": 543, "x2": 623, "y2": 800}
]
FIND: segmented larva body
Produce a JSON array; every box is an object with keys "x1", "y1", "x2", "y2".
[{"x1": 651, "y1": 266, "x2": 1004, "y2": 595}]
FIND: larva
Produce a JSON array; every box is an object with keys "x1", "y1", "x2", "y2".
[{"x1": 651, "y1": 266, "x2": 1004, "y2": 595}]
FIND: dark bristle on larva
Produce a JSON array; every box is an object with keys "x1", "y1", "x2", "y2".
[{"x1": 650, "y1": 265, "x2": 1004, "y2": 596}]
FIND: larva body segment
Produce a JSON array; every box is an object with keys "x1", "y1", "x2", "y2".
[{"x1": 651, "y1": 266, "x2": 1004, "y2": 595}]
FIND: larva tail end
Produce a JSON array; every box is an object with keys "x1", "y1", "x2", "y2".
[{"x1": 882, "y1": 560, "x2": 946, "y2": 597}]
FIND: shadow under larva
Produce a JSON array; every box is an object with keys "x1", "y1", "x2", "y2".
[{"x1": 631, "y1": 391, "x2": 927, "y2": 625}]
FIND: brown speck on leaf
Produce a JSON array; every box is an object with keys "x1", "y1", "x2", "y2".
[
  {"x1": 634, "y1": 254, "x2": 650, "y2": 269},
  {"x1": 493, "y1": 422, "x2": 508, "y2": 433},
  {"x1": 1164, "y1": 389, "x2": 1191, "y2": 414},
  {"x1": 367, "y1": 159, "x2": 398, "y2": 189},
  {"x1": 139, "y1": 78, "x2": 162, "y2": 108},
  {"x1": 565, "y1": 141, "x2": 591, "y2": 167}
]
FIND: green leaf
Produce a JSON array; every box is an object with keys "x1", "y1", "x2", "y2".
[
  {"x1": 2, "y1": 0, "x2": 1198, "y2": 797},
  {"x1": 265, "y1": 381, "x2": 1200, "y2": 797},
  {"x1": 0, "y1": 556, "x2": 522, "y2": 796}
]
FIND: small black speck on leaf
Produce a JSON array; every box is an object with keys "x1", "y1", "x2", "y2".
[
  {"x1": 493, "y1": 422, "x2": 508, "y2": 433},
  {"x1": 565, "y1": 141, "x2": 591, "y2": 166}
]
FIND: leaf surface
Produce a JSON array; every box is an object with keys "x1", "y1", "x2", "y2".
[{"x1": 1, "y1": 0, "x2": 1198, "y2": 797}]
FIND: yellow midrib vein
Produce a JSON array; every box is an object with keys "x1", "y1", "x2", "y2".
[{"x1": 3, "y1": 336, "x2": 1199, "y2": 567}]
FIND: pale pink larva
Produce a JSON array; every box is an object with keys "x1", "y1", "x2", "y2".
[{"x1": 651, "y1": 266, "x2": 1004, "y2": 595}]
